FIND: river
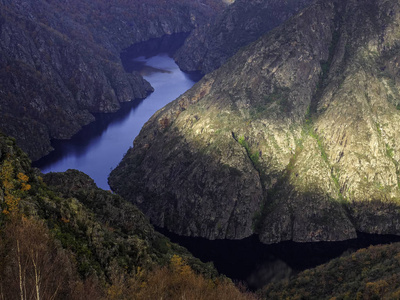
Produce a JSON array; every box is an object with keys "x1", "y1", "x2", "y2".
[
  {"x1": 34, "y1": 53, "x2": 197, "y2": 190},
  {"x1": 33, "y1": 36, "x2": 400, "y2": 290}
]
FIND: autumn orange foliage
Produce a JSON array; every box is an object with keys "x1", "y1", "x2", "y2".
[
  {"x1": 0, "y1": 158, "x2": 31, "y2": 216},
  {"x1": 107, "y1": 254, "x2": 257, "y2": 300}
]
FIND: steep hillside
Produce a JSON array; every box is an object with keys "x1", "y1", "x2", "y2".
[
  {"x1": 0, "y1": 132, "x2": 216, "y2": 279},
  {"x1": 174, "y1": 0, "x2": 314, "y2": 74},
  {"x1": 0, "y1": 0, "x2": 225, "y2": 160},
  {"x1": 0, "y1": 131, "x2": 240, "y2": 299},
  {"x1": 262, "y1": 242, "x2": 400, "y2": 299},
  {"x1": 109, "y1": 0, "x2": 400, "y2": 244}
]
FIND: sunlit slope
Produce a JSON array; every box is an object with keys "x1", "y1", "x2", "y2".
[{"x1": 110, "y1": 0, "x2": 400, "y2": 244}]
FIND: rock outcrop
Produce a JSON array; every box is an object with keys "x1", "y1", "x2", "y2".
[
  {"x1": 0, "y1": 0, "x2": 225, "y2": 160},
  {"x1": 174, "y1": 0, "x2": 314, "y2": 74},
  {"x1": 109, "y1": 0, "x2": 400, "y2": 243}
]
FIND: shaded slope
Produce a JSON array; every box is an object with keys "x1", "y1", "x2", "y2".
[
  {"x1": 262, "y1": 242, "x2": 400, "y2": 299},
  {"x1": 110, "y1": 0, "x2": 400, "y2": 243},
  {"x1": 174, "y1": 0, "x2": 314, "y2": 74},
  {"x1": 0, "y1": 0, "x2": 225, "y2": 160}
]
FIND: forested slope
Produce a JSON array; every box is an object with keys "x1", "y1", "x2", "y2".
[
  {"x1": 0, "y1": 131, "x2": 255, "y2": 299},
  {"x1": 0, "y1": 0, "x2": 226, "y2": 160}
]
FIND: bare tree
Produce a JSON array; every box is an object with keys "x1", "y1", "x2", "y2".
[{"x1": 0, "y1": 218, "x2": 77, "y2": 299}]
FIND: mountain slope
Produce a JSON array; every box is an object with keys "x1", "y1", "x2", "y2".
[
  {"x1": 0, "y1": 0, "x2": 225, "y2": 160},
  {"x1": 174, "y1": 0, "x2": 314, "y2": 74},
  {"x1": 0, "y1": 131, "x2": 261, "y2": 299},
  {"x1": 0, "y1": 132, "x2": 217, "y2": 289},
  {"x1": 262, "y1": 242, "x2": 400, "y2": 299},
  {"x1": 109, "y1": 0, "x2": 400, "y2": 243}
]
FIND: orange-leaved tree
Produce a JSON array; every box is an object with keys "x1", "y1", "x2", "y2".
[
  {"x1": 1, "y1": 156, "x2": 31, "y2": 217},
  {"x1": 107, "y1": 254, "x2": 257, "y2": 300}
]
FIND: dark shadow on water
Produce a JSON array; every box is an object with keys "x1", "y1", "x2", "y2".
[
  {"x1": 120, "y1": 32, "x2": 203, "y2": 81},
  {"x1": 33, "y1": 98, "x2": 146, "y2": 169},
  {"x1": 184, "y1": 71, "x2": 203, "y2": 82},
  {"x1": 121, "y1": 32, "x2": 190, "y2": 72},
  {"x1": 156, "y1": 227, "x2": 400, "y2": 290},
  {"x1": 139, "y1": 65, "x2": 172, "y2": 76}
]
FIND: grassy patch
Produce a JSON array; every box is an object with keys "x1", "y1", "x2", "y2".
[{"x1": 302, "y1": 115, "x2": 346, "y2": 202}]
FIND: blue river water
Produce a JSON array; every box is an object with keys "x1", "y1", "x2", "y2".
[{"x1": 34, "y1": 54, "x2": 197, "y2": 190}]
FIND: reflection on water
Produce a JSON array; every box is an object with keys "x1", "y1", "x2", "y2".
[
  {"x1": 34, "y1": 54, "x2": 197, "y2": 189},
  {"x1": 247, "y1": 260, "x2": 293, "y2": 288},
  {"x1": 128, "y1": 56, "x2": 172, "y2": 76},
  {"x1": 125, "y1": 56, "x2": 172, "y2": 77}
]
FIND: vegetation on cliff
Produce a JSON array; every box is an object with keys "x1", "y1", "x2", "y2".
[
  {"x1": 5, "y1": 0, "x2": 400, "y2": 298},
  {"x1": 2, "y1": 132, "x2": 400, "y2": 298},
  {"x1": 0, "y1": 132, "x2": 254, "y2": 299},
  {"x1": 174, "y1": 0, "x2": 314, "y2": 74},
  {"x1": 262, "y1": 242, "x2": 400, "y2": 299},
  {"x1": 0, "y1": 0, "x2": 226, "y2": 160},
  {"x1": 109, "y1": 0, "x2": 400, "y2": 244}
]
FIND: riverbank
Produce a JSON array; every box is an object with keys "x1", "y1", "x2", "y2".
[{"x1": 34, "y1": 54, "x2": 198, "y2": 189}]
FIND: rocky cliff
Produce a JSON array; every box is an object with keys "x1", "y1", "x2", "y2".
[
  {"x1": 0, "y1": 0, "x2": 225, "y2": 160},
  {"x1": 174, "y1": 0, "x2": 315, "y2": 74},
  {"x1": 109, "y1": 0, "x2": 400, "y2": 244}
]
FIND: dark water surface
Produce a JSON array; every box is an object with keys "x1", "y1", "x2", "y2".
[
  {"x1": 157, "y1": 228, "x2": 400, "y2": 290},
  {"x1": 34, "y1": 54, "x2": 197, "y2": 189}
]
